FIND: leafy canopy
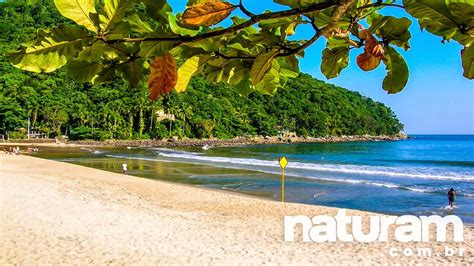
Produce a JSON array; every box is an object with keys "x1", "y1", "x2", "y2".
[
  {"x1": 0, "y1": 0, "x2": 403, "y2": 139},
  {"x1": 8, "y1": 0, "x2": 474, "y2": 99}
]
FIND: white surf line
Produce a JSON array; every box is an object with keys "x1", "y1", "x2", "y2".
[{"x1": 157, "y1": 152, "x2": 474, "y2": 182}]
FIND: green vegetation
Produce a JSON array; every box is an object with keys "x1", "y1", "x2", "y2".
[
  {"x1": 6, "y1": 0, "x2": 474, "y2": 99},
  {"x1": 0, "y1": 0, "x2": 403, "y2": 140}
]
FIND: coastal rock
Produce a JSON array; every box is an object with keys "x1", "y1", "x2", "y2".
[{"x1": 14, "y1": 134, "x2": 408, "y2": 148}]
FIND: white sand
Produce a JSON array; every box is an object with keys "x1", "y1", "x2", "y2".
[{"x1": 1, "y1": 154, "x2": 472, "y2": 264}]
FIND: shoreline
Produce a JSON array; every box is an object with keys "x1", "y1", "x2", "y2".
[
  {"x1": 1, "y1": 154, "x2": 472, "y2": 264},
  {"x1": 1, "y1": 134, "x2": 408, "y2": 148}
]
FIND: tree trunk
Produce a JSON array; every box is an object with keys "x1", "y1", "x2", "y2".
[
  {"x1": 129, "y1": 115, "x2": 134, "y2": 139},
  {"x1": 139, "y1": 108, "x2": 144, "y2": 137},
  {"x1": 150, "y1": 109, "x2": 154, "y2": 131}
]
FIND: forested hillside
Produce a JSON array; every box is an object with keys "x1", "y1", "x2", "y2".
[{"x1": 0, "y1": 0, "x2": 403, "y2": 140}]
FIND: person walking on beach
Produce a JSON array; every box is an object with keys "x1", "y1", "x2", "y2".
[
  {"x1": 122, "y1": 163, "x2": 128, "y2": 175},
  {"x1": 447, "y1": 188, "x2": 456, "y2": 208}
]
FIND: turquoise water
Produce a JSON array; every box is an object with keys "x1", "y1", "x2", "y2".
[{"x1": 31, "y1": 135, "x2": 474, "y2": 223}]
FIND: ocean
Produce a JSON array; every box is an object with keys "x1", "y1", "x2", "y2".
[{"x1": 31, "y1": 135, "x2": 474, "y2": 223}]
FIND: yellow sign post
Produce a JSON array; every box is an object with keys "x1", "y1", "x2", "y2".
[{"x1": 279, "y1": 157, "x2": 288, "y2": 202}]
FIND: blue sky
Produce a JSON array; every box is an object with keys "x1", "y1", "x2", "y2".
[{"x1": 172, "y1": 0, "x2": 474, "y2": 134}]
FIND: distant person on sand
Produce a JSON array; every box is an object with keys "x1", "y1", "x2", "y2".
[
  {"x1": 448, "y1": 188, "x2": 456, "y2": 208},
  {"x1": 122, "y1": 163, "x2": 128, "y2": 175}
]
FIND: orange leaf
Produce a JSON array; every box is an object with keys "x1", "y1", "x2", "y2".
[
  {"x1": 356, "y1": 52, "x2": 381, "y2": 71},
  {"x1": 371, "y1": 43, "x2": 385, "y2": 59},
  {"x1": 356, "y1": 29, "x2": 384, "y2": 71},
  {"x1": 148, "y1": 53, "x2": 178, "y2": 100},
  {"x1": 182, "y1": 1, "x2": 236, "y2": 27},
  {"x1": 361, "y1": 30, "x2": 376, "y2": 52},
  {"x1": 361, "y1": 29, "x2": 384, "y2": 60}
]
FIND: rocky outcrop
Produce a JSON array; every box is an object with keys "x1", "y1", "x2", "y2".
[{"x1": 68, "y1": 134, "x2": 408, "y2": 148}]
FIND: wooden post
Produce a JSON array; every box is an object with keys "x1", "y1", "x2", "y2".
[
  {"x1": 279, "y1": 157, "x2": 288, "y2": 203},
  {"x1": 281, "y1": 168, "x2": 285, "y2": 202}
]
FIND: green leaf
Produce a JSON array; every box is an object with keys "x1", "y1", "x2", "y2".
[
  {"x1": 228, "y1": 67, "x2": 248, "y2": 86},
  {"x1": 255, "y1": 60, "x2": 281, "y2": 94},
  {"x1": 138, "y1": 32, "x2": 176, "y2": 57},
  {"x1": 169, "y1": 13, "x2": 200, "y2": 37},
  {"x1": 326, "y1": 36, "x2": 351, "y2": 49},
  {"x1": 356, "y1": 0, "x2": 383, "y2": 19},
  {"x1": 278, "y1": 57, "x2": 299, "y2": 78},
  {"x1": 227, "y1": 43, "x2": 251, "y2": 54},
  {"x1": 382, "y1": 46, "x2": 409, "y2": 94},
  {"x1": 462, "y1": 45, "x2": 474, "y2": 79},
  {"x1": 234, "y1": 75, "x2": 254, "y2": 96},
  {"x1": 311, "y1": 7, "x2": 350, "y2": 30},
  {"x1": 93, "y1": 67, "x2": 117, "y2": 84},
  {"x1": 176, "y1": 55, "x2": 212, "y2": 93},
  {"x1": 54, "y1": 0, "x2": 99, "y2": 33},
  {"x1": 321, "y1": 47, "x2": 349, "y2": 79},
  {"x1": 366, "y1": 12, "x2": 384, "y2": 29},
  {"x1": 250, "y1": 49, "x2": 280, "y2": 85},
  {"x1": 124, "y1": 13, "x2": 154, "y2": 34},
  {"x1": 207, "y1": 67, "x2": 225, "y2": 83},
  {"x1": 9, "y1": 25, "x2": 91, "y2": 73},
  {"x1": 117, "y1": 60, "x2": 146, "y2": 87},
  {"x1": 107, "y1": 42, "x2": 140, "y2": 56},
  {"x1": 446, "y1": 0, "x2": 474, "y2": 27},
  {"x1": 403, "y1": 0, "x2": 459, "y2": 37},
  {"x1": 100, "y1": 0, "x2": 136, "y2": 32},
  {"x1": 259, "y1": 16, "x2": 297, "y2": 29},
  {"x1": 370, "y1": 16, "x2": 412, "y2": 50},
  {"x1": 77, "y1": 41, "x2": 107, "y2": 62},
  {"x1": 104, "y1": 21, "x2": 131, "y2": 40},
  {"x1": 141, "y1": 0, "x2": 171, "y2": 23},
  {"x1": 67, "y1": 59, "x2": 103, "y2": 82}
]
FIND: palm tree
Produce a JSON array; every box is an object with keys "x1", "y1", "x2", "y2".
[
  {"x1": 166, "y1": 105, "x2": 178, "y2": 136},
  {"x1": 180, "y1": 103, "x2": 193, "y2": 133}
]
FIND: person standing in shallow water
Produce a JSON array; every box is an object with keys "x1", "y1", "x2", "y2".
[
  {"x1": 122, "y1": 163, "x2": 128, "y2": 175},
  {"x1": 447, "y1": 188, "x2": 456, "y2": 208}
]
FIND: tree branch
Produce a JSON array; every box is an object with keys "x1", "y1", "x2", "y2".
[
  {"x1": 321, "y1": 0, "x2": 357, "y2": 37},
  {"x1": 211, "y1": 0, "x2": 358, "y2": 60},
  {"x1": 279, "y1": 31, "x2": 321, "y2": 57},
  {"x1": 105, "y1": 1, "x2": 339, "y2": 45},
  {"x1": 214, "y1": 51, "x2": 256, "y2": 60},
  {"x1": 238, "y1": 0, "x2": 255, "y2": 18},
  {"x1": 104, "y1": 0, "x2": 359, "y2": 64},
  {"x1": 357, "y1": 2, "x2": 404, "y2": 10},
  {"x1": 282, "y1": 0, "x2": 357, "y2": 56}
]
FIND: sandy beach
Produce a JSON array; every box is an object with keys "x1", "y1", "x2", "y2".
[{"x1": 1, "y1": 154, "x2": 473, "y2": 264}]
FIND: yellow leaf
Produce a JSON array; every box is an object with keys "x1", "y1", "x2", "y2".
[
  {"x1": 176, "y1": 57, "x2": 199, "y2": 93},
  {"x1": 176, "y1": 55, "x2": 211, "y2": 93},
  {"x1": 54, "y1": 0, "x2": 98, "y2": 33},
  {"x1": 182, "y1": 1, "x2": 236, "y2": 27},
  {"x1": 285, "y1": 22, "x2": 297, "y2": 36},
  {"x1": 148, "y1": 53, "x2": 177, "y2": 100}
]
